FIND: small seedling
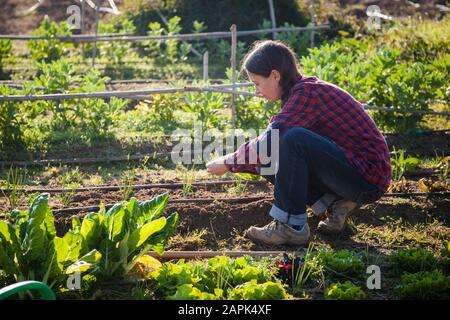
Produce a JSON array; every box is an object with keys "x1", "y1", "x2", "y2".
[
  {"x1": 390, "y1": 147, "x2": 420, "y2": 182},
  {"x1": 57, "y1": 182, "x2": 79, "y2": 207},
  {"x1": 1, "y1": 166, "x2": 26, "y2": 209},
  {"x1": 119, "y1": 170, "x2": 135, "y2": 201},
  {"x1": 176, "y1": 164, "x2": 196, "y2": 196},
  {"x1": 225, "y1": 175, "x2": 248, "y2": 195}
]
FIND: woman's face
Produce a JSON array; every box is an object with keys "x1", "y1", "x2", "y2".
[{"x1": 247, "y1": 70, "x2": 283, "y2": 102}]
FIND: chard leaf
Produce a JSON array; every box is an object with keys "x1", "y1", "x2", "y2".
[
  {"x1": 61, "y1": 232, "x2": 84, "y2": 264},
  {"x1": 22, "y1": 194, "x2": 50, "y2": 261},
  {"x1": 127, "y1": 217, "x2": 166, "y2": 254},
  {"x1": 106, "y1": 204, "x2": 126, "y2": 241},
  {"x1": 0, "y1": 237, "x2": 20, "y2": 275},
  {"x1": 66, "y1": 249, "x2": 102, "y2": 274},
  {"x1": 79, "y1": 217, "x2": 99, "y2": 249},
  {"x1": 140, "y1": 193, "x2": 169, "y2": 221},
  {"x1": 72, "y1": 216, "x2": 81, "y2": 232},
  {"x1": 148, "y1": 212, "x2": 179, "y2": 255}
]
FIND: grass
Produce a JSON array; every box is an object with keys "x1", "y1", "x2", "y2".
[
  {"x1": 176, "y1": 164, "x2": 196, "y2": 196},
  {"x1": 57, "y1": 182, "x2": 79, "y2": 207},
  {"x1": 119, "y1": 169, "x2": 135, "y2": 201},
  {"x1": 0, "y1": 166, "x2": 26, "y2": 210},
  {"x1": 224, "y1": 175, "x2": 248, "y2": 195},
  {"x1": 356, "y1": 219, "x2": 449, "y2": 250},
  {"x1": 167, "y1": 228, "x2": 208, "y2": 250}
]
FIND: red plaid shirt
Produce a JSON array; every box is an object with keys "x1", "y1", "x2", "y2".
[{"x1": 225, "y1": 75, "x2": 392, "y2": 192}]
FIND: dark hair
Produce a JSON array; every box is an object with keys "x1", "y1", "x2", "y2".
[{"x1": 241, "y1": 40, "x2": 301, "y2": 101}]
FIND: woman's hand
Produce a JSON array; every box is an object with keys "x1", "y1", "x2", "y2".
[{"x1": 206, "y1": 157, "x2": 229, "y2": 176}]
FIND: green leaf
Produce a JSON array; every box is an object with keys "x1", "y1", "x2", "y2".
[
  {"x1": 22, "y1": 193, "x2": 50, "y2": 261},
  {"x1": 61, "y1": 232, "x2": 84, "y2": 264},
  {"x1": 148, "y1": 212, "x2": 179, "y2": 255},
  {"x1": 66, "y1": 249, "x2": 102, "y2": 274},
  {"x1": 0, "y1": 220, "x2": 12, "y2": 242},
  {"x1": 127, "y1": 197, "x2": 139, "y2": 218},
  {"x1": 106, "y1": 204, "x2": 126, "y2": 241},
  {"x1": 54, "y1": 236, "x2": 69, "y2": 267},
  {"x1": 127, "y1": 217, "x2": 166, "y2": 254},
  {"x1": 0, "y1": 237, "x2": 20, "y2": 275},
  {"x1": 79, "y1": 217, "x2": 99, "y2": 249},
  {"x1": 72, "y1": 216, "x2": 81, "y2": 232},
  {"x1": 140, "y1": 193, "x2": 169, "y2": 221}
]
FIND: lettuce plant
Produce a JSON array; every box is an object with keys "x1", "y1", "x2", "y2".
[
  {"x1": 396, "y1": 270, "x2": 450, "y2": 300},
  {"x1": 324, "y1": 281, "x2": 366, "y2": 300},
  {"x1": 317, "y1": 249, "x2": 364, "y2": 278},
  {"x1": 151, "y1": 255, "x2": 283, "y2": 300},
  {"x1": 228, "y1": 280, "x2": 288, "y2": 300},
  {"x1": 389, "y1": 248, "x2": 438, "y2": 274}
]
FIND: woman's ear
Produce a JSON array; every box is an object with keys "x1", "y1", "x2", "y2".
[{"x1": 271, "y1": 69, "x2": 281, "y2": 82}]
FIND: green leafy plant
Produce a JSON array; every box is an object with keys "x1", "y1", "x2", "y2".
[
  {"x1": 389, "y1": 248, "x2": 438, "y2": 274},
  {"x1": 145, "y1": 93, "x2": 184, "y2": 132},
  {"x1": 275, "y1": 21, "x2": 311, "y2": 58},
  {"x1": 71, "y1": 193, "x2": 178, "y2": 278},
  {"x1": 317, "y1": 249, "x2": 364, "y2": 278},
  {"x1": 0, "y1": 193, "x2": 100, "y2": 291},
  {"x1": 228, "y1": 280, "x2": 288, "y2": 300},
  {"x1": 235, "y1": 96, "x2": 278, "y2": 130},
  {"x1": 151, "y1": 255, "x2": 278, "y2": 300},
  {"x1": 183, "y1": 84, "x2": 224, "y2": 129},
  {"x1": 0, "y1": 86, "x2": 27, "y2": 158},
  {"x1": 30, "y1": 59, "x2": 79, "y2": 130},
  {"x1": 191, "y1": 20, "x2": 208, "y2": 53},
  {"x1": 395, "y1": 270, "x2": 450, "y2": 300},
  {"x1": 150, "y1": 259, "x2": 202, "y2": 297},
  {"x1": 28, "y1": 16, "x2": 72, "y2": 64},
  {"x1": 390, "y1": 147, "x2": 420, "y2": 182},
  {"x1": 77, "y1": 69, "x2": 127, "y2": 135},
  {"x1": 324, "y1": 281, "x2": 366, "y2": 300},
  {"x1": 366, "y1": 48, "x2": 438, "y2": 133},
  {"x1": 300, "y1": 40, "x2": 369, "y2": 102},
  {"x1": 0, "y1": 39, "x2": 12, "y2": 79},
  {"x1": 95, "y1": 17, "x2": 137, "y2": 77},
  {"x1": 168, "y1": 283, "x2": 221, "y2": 300},
  {"x1": 145, "y1": 16, "x2": 191, "y2": 65}
]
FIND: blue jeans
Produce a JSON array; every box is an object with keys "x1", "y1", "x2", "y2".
[{"x1": 262, "y1": 127, "x2": 383, "y2": 226}]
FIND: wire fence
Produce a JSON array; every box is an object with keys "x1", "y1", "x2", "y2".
[
  {"x1": 1, "y1": 83, "x2": 449, "y2": 116},
  {"x1": 0, "y1": 25, "x2": 330, "y2": 42}
]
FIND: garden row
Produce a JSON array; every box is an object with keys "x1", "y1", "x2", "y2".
[{"x1": 0, "y1": 191, "x2": 449, "y2": 300}]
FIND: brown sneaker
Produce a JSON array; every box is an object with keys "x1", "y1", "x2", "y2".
[
  {"x1": 246, "y1": 220, "x2": 310, "y2": 245},
  {"x1": 317, "y1": 199, "x2": 359, "y2": 233}
]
